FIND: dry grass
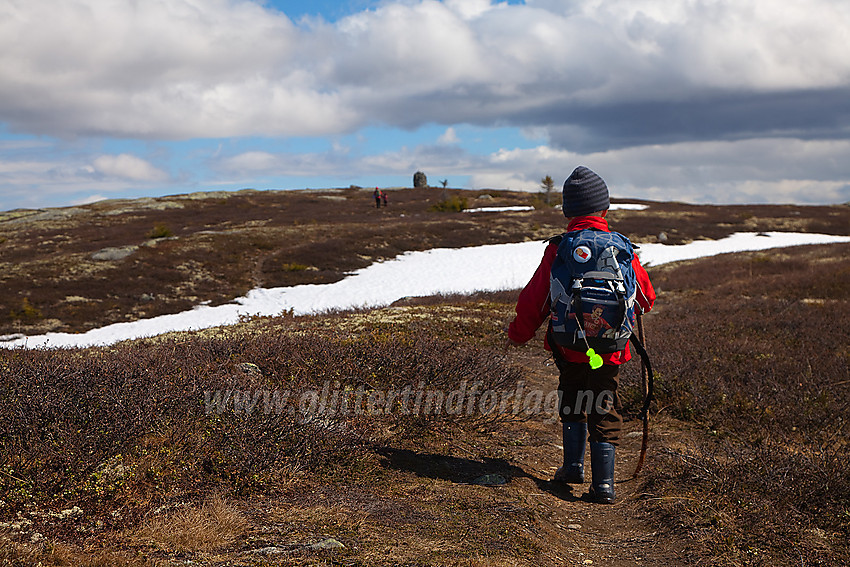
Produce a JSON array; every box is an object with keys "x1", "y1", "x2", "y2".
[
  {"x1": 127, "y1": 494, "x2": 247, "y2": 554},
  {"x1": 0, "y1": 535, "x2": 153, "y2": 567}
]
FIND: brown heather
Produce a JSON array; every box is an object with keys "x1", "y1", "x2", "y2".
[
  {"x1": 632, "y1": 242, "x2": 850, "y2": 565},
  {"x1": 0, "y1": 324, "x2": 519, "y2": 506}
]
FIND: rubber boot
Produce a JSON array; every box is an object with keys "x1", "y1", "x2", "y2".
[
  {"x1": 553, "y1": 422, "x2": 586, "y2": 484},
  {"x1": 588, "y1": 441, "x2": 616, "y2": 504}
]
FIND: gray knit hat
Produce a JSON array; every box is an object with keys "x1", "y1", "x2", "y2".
[{"x1": 562, "y1": 166, "x2": 610, "y2": 217}]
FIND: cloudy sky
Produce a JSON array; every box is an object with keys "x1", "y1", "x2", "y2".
[{"x1": 2, "y1": 0, "x2": 849, "y2": 211}]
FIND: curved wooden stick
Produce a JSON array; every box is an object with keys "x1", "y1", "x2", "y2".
[{"x1": 632, "y1": 313, "x2": 649, "y2": 478}]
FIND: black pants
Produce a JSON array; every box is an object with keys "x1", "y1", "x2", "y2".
[{"x1": 554, "y1": 358, "x2": 623, "y2": 446}]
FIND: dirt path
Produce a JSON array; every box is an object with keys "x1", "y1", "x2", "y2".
[
  {"x1": 198, "y1": 346, "x2": 692, "y2": 567},
  {"x1": 487, "y1": 346, "x2": 689, "y2": 566}
]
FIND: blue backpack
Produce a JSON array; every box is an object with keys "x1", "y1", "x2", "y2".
[{"x1": 549, "y1": 229, "x2": 638, "y2": 354}]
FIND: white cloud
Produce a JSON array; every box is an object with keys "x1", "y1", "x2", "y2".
[
  {"x1": 465, "y1": 137, "x2": 850, "y2": 204},
  {"x1": 438, "y1": 127, "x2": 460, "y2": 144},
  {"x1": 1, "y1": 1, "x2": 850, "y2": 209},
  {"x1": 205, "y1": 133, "x2": 850, "y2": 205},
  {"x1": 220, "y1": 151, "x2": 280, "y2": 173},
  {"x1": 2, "y1": 0, "x2": 847, "y2": 140},
  {"x1": 0, "y1": 155, "x2": 165, "y2": 210},
  {"x1": 73, "y1": 193, "x2": 108, "y2": 206},
  {"x1": 0, "y1": 139, "x2": 52, "y2": 151},
  {"x1": 468, "y1": 171, "x2": 536, "y2": 191},
  {"x1": 5, "y1": 133, "x2": 849, "y2": 212},
  {"x1": 218, "y1": 146, "x2": 358, "y2": 177},
  {"x1": 444, "y1": 0, "x2": 496, "y2": 19},
  {"x1": 92, "y1": 154, "x2": 169, "y2": 182}
]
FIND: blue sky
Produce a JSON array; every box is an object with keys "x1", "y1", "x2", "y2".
[{"x1": 2, "y1": 0, "x2": 849, "y2": 211}]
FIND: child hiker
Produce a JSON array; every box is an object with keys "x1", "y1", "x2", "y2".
[{"x1": 505, "y1": 166, "x2": 655, "y2": 504}]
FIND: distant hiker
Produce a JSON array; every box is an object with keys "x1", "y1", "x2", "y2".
[
  {"x1": 505, "y1": 166, "x2": 656, "y2": 504},
  {"x1": 381, "y1": 190, "x2": 388, "y2": 207},
  {"x1": 374, "y1": 187, "x2": 382, "y2": 208}
]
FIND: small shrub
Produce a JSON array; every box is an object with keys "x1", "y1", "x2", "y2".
[
  {"x1": 148, "y1": 223, "x2": 173, "y2": 239},
  {"x1": 430, "y1": 195, "x2": 468, "y2": 212},
  {"x1": 249, "y1": 236, "x2": 277, "y2": 250},
  {"x1": 9, "y1": 298, "x2": 42, "y2": 321},
  {"x1": 530, "y1": 194, "x2": 556, "y2": 210},
  {"x1": 280, "y1": 262, "x2": 310, "y2": 272}
]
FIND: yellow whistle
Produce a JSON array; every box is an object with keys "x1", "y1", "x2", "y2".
[{"x1": 586, "y1": 348, "x2": 603, "y2": 370}]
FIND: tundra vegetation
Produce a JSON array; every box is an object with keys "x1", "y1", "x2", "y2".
[{"x1": 0, "y1": 188, "x2": 848, "y2": 565}]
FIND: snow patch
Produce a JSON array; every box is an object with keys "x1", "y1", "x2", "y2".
[
  {"x1": 4, "y1": 232, "x2": 849, "y2": 349},
  {"x1": 463, "y1": 206, "x2": 535, "y2": 213}
]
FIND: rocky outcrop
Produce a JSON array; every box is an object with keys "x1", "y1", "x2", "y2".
[{"x1": 413, "y1": 171, "x2": 428, "y2": 188}]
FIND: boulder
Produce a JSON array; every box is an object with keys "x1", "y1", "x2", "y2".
[
  {"x1": 91, "y1": 245, "x2": 138, "y2": 261},
  {"x1": 413, "y1": 171, "x2": 428, "y2": 188}
]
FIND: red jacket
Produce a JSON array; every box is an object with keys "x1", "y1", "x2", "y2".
[{"x1": 508, "y1": 216, "x2": 655, "y2": 365}]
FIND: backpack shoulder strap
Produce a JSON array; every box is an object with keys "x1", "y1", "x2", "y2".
[{"x1": 547, "y1": 233, "x2": 566, "y2": 246}]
